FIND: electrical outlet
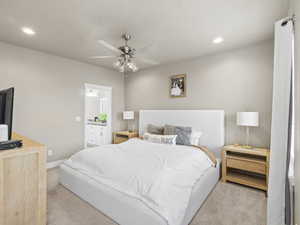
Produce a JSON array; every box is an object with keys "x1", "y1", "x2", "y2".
[{"x1": 48, "y1": 149, "x2": 53, "y2": 156}]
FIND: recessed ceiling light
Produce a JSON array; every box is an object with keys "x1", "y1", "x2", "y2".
[
  {"x1": 21, "y1": 27, "x2": 36, "y2": 36},
  {"x1": 213, "y1": 37, "x2": 224, "y2": 44}
]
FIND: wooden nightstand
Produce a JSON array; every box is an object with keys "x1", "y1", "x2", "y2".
[
  {"x1": 113, "y1": 131, "x2": 138, "y2": 144},
  {"x1": 222, "y1": 145, "x2": 270, "y2": 192}
]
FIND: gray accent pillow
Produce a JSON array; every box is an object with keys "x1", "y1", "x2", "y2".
[
  {"x1": 147, "y1": 124, "x2": 164, "y2": 135},
  {"x1": 164, "y1": 124, "x2": 192, "y2": 145}
]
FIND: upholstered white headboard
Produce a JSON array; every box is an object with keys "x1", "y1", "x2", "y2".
[{"x1": 139, "y1": 110, "x2": 225, "y2": 157}]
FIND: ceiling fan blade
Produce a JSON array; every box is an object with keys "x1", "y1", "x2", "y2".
[
  {"x1": 98, "y1": 40, "x2": 121, "y2": 53},
  {"x1": 90, "y1": 56, "x2": 117, "y2": 59},
  {"x1": 137, "y1": 43, "x2": 154, "y2": 54},
  {"x1": 137, "y1": 57, "x2": 159, "y2": 65}
]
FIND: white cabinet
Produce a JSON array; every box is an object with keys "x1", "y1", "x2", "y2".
[{"x1": 86, "y1": 124, "x2": 107, "y2": 147}]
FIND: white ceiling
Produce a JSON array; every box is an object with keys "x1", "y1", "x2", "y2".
[{"x1": 0, "y1": 0, "x2": 288, "y2": 71}]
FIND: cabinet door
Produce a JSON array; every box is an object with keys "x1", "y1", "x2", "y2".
[
  {"x1": 0, "y1": 149, "x2": 46, "y2": 225},
  {"x1": 86, "y1": 125, "x2": 106, "y2": 146},
  {"x1": 95, "y1": 127, "x2": 104, "y2": 146},
  {"x1": 86, "y1": 125, "x2": 97, "y2": 145}
]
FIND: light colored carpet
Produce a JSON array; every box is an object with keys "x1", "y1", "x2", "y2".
[{"x1": 47, "y1": 168, "x2": 267, "y2": 225}]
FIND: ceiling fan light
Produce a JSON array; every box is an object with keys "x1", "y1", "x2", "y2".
[
  {"x1": 126, "y1": 61, "x2": 138, "y2": 72},
  {"x1": 94, "y1": 33, "x2": 156, "y2": 73},
  {"x1": 127, "y1": 62, "x2": 134, "y2": 69},
  {"x1": 133, "y1": 63, "x2": 138, "y2": 72},
  {"x1": 132, "y1": 66, "x2": 138, "y2": 72},
  {"x1": 114, "y1": 59, "x2": 122, "y2": 68},
  {"x1": 119, "y1": 65, "x2": 125, "y2": 73}
]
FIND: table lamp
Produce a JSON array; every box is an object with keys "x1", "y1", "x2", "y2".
[
  {"x1": 123, "y1": 111, "x2": 135, "y2": 132},
  {"x1": 237, "y1": 112, "x2": 259, "y2": 149}
]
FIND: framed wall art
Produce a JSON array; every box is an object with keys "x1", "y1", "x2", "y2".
[{"x1": 170, "y1": 74, "x2": 186, "y2": 98}]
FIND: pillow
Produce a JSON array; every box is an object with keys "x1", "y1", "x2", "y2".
[
  {"x1": 164, "y1": 125, "x2": 192, "y2": 145},
  {"x1": 147, "y1": 124, "x2": 164, "y2": 135},
  {"x1": 190, "y1": 131, "x2": 202, "y2": 146},
  {"x1": 143, "y1": 132, "x2": 177, "y2": 145}
]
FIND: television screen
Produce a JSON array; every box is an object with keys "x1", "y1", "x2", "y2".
[
  {"x1": 0, "y1": 94, "x2": 4, "y2": 123},
  {"x1": 0, "y1": 88, "x2": 14, "y2": 140}
]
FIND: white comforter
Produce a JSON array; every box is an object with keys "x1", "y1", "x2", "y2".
[{"x1": 64, "y1": 138, "x2": 214, "y2": 225}]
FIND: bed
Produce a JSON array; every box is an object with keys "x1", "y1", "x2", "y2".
[{"x1": 60, "y1": 110, "x2": 224, "y2": 225}]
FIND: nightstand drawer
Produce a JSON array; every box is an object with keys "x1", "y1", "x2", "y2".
[
  {"x1": 114, "y1": 131, "x2": 138, "y2": 144},
  {"x1": 227, "y1": 157, "x2": 266, "y2": 175},
  {"x1": 114, "y1": 136, "x2": 128, "y2": 144}
]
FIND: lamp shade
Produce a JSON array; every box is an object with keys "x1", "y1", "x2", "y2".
[
  {"x1": 237, "y1": 112, "x2": 259, "y2": 127},
  {"x1": 123, "y1": 111, "x2": 134, "y2": 120}
]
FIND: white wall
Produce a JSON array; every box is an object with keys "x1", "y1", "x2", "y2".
[
  {"x1": 125, "y1": 40, "x2": 274, "y2": 148},
  {"x1": 0, "y1": 41, "x2": 125, "y2": 161}
]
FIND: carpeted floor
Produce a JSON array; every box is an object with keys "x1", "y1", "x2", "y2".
[{"x1": 47, "y1": 168, "x2": 267, "y2": 225}]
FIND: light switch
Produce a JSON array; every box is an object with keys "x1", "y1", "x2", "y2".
[
  {"x1": 75, "y1": 116, "x2": 81, "y2": 122},
  {"x1": 48, "y1": 149, "x2": 53, "y2": 156}
]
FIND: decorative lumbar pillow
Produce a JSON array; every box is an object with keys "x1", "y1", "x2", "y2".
[
  {"x1": 190, "y1": 130, "x2": 203, "y2": 146},
  {"x1": 147, "y1": 124, "x2": 164, "y2": 135},
  {"x1": 143, "y1": 132, "x2": 177, "y2": 145},
  {"x1": 164, "y1": 125, "x2": 192, "y2": 145}
]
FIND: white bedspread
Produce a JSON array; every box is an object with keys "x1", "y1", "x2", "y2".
[{"x1": 63, "y1": 138, "x2": 214, "y2": 225}]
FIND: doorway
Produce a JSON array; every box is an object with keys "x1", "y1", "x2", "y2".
[{"x1": 84, "y1": 83, "x2": 112, "y2": 148}]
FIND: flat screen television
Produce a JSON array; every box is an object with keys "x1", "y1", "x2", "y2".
[{"x1": 0, "y1": 88, "x2": 14, "y2": 140}]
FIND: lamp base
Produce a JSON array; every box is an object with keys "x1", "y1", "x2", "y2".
[{"x1": 127, "y1": 120, "x2": 135, "y2": 133}]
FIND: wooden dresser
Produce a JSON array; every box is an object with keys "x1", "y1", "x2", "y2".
[{"x1": 0, "y1": 133, "x2": 47, "y2": 225}]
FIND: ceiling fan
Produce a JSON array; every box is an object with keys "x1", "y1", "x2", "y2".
[{"x1": 91, "y1": 33, "x2": 159, "y2": 73}]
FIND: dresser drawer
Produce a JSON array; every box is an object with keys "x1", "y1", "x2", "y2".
[{"x1": 227, "y1": 157, "x2": 266, "y2": 175}]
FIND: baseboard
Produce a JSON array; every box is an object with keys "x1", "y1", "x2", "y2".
[{"x1": 47, "y1": 159, "x2": 65, "y2": 170}]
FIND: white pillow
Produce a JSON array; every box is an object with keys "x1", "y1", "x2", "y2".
[
  {"x1": 143, "y1": 133, "x2": 177, "y2": 145},
  {"x1": 190, "y1": 131, "x2": 202, "y2": 146}
]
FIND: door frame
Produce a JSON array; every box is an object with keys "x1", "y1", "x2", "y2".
[{"x1": 84, "y1": 83, "x2": 112, "y2": 147}]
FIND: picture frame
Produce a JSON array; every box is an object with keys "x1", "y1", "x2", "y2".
[{"x1": 170, "y1": 74, "x2": 186, "y2": 98}]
